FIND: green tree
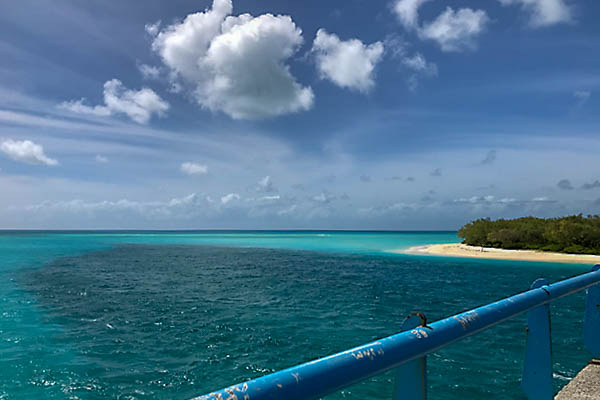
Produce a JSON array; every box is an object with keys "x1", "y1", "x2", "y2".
[{"x1": 457, "y1": 215, "x2": 600, "y2": 255}]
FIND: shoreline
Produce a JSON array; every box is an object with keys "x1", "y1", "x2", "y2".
[{"x1": 391, "y1": 243, "x2": 600, "y2": 264}]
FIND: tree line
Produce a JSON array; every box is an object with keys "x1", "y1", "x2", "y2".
[{"x1": 457, "y1": 215, "x2": 600, "y2": 254}]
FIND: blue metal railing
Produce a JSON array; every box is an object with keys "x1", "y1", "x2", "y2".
[{"x1": 194, "y1": 266, "x2": 600, "y2": 400}]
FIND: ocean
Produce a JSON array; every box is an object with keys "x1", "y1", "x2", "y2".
[{"x1": 0, "y1": 231, "x2": 594, "y2": 399}]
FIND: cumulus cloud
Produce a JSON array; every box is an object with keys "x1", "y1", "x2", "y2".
[
  {"x1": 359, "y1": 193, "x2": 561, "y2": 219},
  {"x1": 402, "y1": 53, "x2": 437, "y2": 74},
  {"x1": 420, "y1": 7, "x2": 489, "y2": 52},
  {"x1": 393, "y1": 0, "x2": 432, "y2": 30},
  {"x1": 499, "y1": 0, "x2": 573, "y2": 27},
  {"x1": 454, "y1": 195, "x2": 507, "y2": 204},
  {"x1": 221, "y1": 193, "x2": 240, "y2": 204},
  {"x1": 311, "y1": 29, "x2": 384, "y2": 93},
  {"x1": 312, "y1": 192, "x2": 336, "y2": 204},
  {"x1": 0, "y1": 139, "x2": 58, "y2": 166},
  {"x1": 401, "y1": 53, "x2": 438, "y2": 90},
  {"x1": 257, "y1": 175, "x2": 276, "y2": 192},
  {"x1": 180, "y1": 162, "x2": 208, "y2": 175},
  {"x1": 257, "y1": 195, "x2": 280, "y2": 202},
  {"x1": 384, "y1": 34, "x2": 437, "y2": 90},
  {"x1": 393, "y1": 1, "x2": 488, "y2": 52},
  {"x1": 557, "y1": 179, "x2": 573, "y2": 190},
  {"x1": 383, "y1": 34, "x2": 409, "y2": 59},
  {"x1": 149, "y1": 0, "x2": 313, "y2": 119},
  {"x1": 452, "y1": 195, "x2": 557, "y2": 206},
  {"x1": 145, "y1": 21, "x2": 161, "y2": 36},
  {"x1": 60, "y1": 79, "x2": 169, "y2": 124},
  {"x1": 18, "y1": 191, "x2": 295, "y2": 223},
  {"x1": 138, "y1": 64, "x2": 161, "y2": 80},
  {"x1": 23, "y1": 193, "x2": 216, "y2": 219},
  {"x1": 531, "y1": 196, "x2": 555, "y2": 203}
]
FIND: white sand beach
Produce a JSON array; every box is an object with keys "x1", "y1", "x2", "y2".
[{"x1": 392, "y1": 243, "x2": 600, "y2": 265}]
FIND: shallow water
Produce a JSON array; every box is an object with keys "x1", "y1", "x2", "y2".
[{"x1": 0, "y1": 231, "x2": 594, "y2": 399}]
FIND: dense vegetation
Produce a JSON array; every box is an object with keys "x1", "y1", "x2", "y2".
[{"x1": 457, "y1": 215, "x2": 600, "y2": 254}]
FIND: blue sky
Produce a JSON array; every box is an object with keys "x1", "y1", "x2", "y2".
[{"x1": 0, "y1": 0, "x2": 599, "y2": 229}]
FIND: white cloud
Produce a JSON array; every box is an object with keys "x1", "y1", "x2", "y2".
[
  {"x1": 383, "y1": 34, "x2": 409, "y2": 59},
  {"x1": 393, "y1": 0, "x2": 432, "y2": 30},
  {"x1": 257, "y1": 175, "x2": 276, "y2": 192},
  {"x1": 393, "y1": 1, "x2": 488, "y2": 52},
  {"x1": 95, "y1": 155, "x2": 109, "y2": 163},
  {"x1": 150, "y1": 0, "x2": 313, "y2": 119},
  {"x1": 0, "y1": 139, "x2": 58, "y2": 166},
  {"x1": 499, "y1": 0, "x2": 572, "y2": 27},
  {"x1": 383, "y1": 35, "x2": 437, "y2": 90},
  {"x1": 402, "y1": 53, "x2": 435, "y2": 73},
  {"x1": 357, "y1": 201, "x2": 419, "y2": 218},
  {"x1": 180, "y1": 162, "x2": 208, "y2": 175},
  {"x1": 277, "y1": 204, "x2": 297, "y2": 216},
  {"x1": 454, "y1": 195, "x2": 498, "y2": 204},
  {"x1": 60, "y1": 79, "x2": 169, "y2": 124},
  {"x1": 532, "y1": 196, "x2": 555, "y2": 202},
  {"x1": 138, "y1": 64, "x2": 161, "y2": 80},
  {"x1": 145, "y1": 21, "x2": 161, "y2": 36},
  {"x1": 258, "y1": 195, "x2": 280, "y2": 201},
  {"x1": 24, "y1": 193, "x2": 216, "y2": 219},
  {"x1": 312, "y1": 192, "x2": 337, "y2": 204},
  {"x1": 573, "y1": 90, "x2": 591, "y2": 106},
  {"x1": 59, "y1": 99, "x2": 111, "y2": 118},
  {"x1": 452, "y1": 195, "x2": 557, "y2": 206},
  {"x1": 573, "y1": 91, "x2": 591, "y2": 100},
  {"x1": 19, "y1": 191, "x2": 292, "y2": 223},
  {"x1": 221, "y1": 193, "x2": 240, "y2": 204},
  {"x1": 311, "y1": 29, "x2": 384, "y2": 93},
  {"x1": 420, "y1": 7, "x2": 489, "y2": 52},
  {"x1": 402, "y1": 53, "x2": 438, "y2": 90}
]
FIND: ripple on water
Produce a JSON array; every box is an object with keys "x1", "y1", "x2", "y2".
[{"x1": 13, "y1": 244, "x2": 592, "y2": 399}]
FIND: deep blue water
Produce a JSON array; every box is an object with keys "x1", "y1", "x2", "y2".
[{"x1": 0, "y1": 231, "x2": 594, "y2": 399}]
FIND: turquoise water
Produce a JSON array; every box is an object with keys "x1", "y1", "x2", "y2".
[{"x1": 0, "y1": 231, "x2": 594, "y2": 399}]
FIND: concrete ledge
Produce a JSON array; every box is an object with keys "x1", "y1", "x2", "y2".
[{"x1": 555, "y1": 360, "x2": 600, "y2": 399}]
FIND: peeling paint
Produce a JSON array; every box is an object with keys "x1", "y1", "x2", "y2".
[
  {"x1": 453, "y1": 310, "x2": 480, "y2": 331},
  {"x1": 410, "y1": 328, "x2": 430, "y2": 339},
  {"x1": 193, "y1": 382, "x2": 251, "y2": 400},
  {"x1": 351, "y1": 347, "x2": 380, "y2": 360},
  {"x1": 292, "y1": 372, "x2": 300, "y2": 384},
  {"x1": 224, "y1": 388, "x2": 237, "y2": 400}
]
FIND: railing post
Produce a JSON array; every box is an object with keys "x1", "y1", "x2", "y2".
[
  {"x1": 584, "y1": 265, "x2": 600, "y2": 357},
  {"x1": 392, "y1": 313, "x2": 428, "y2": 400},
  {"x1": 521, "y1": 278, "x2": 553, "y2": 400}
]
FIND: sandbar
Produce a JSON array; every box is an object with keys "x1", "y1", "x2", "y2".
[{"x1": 392, "y1": 243, "x2": 600, "y2": 264}]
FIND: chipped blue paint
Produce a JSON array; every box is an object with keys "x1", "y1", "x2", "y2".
[{"x1": 194, "y1": 266, "x2": 600, "y2": 400}]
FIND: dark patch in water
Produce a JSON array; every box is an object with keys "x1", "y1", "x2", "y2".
[{"x1": 21, "y1": 245, "x2": 589, "y2": 399}]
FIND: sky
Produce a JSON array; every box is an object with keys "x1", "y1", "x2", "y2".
[{"x1": 0, "y1": 0, "x2": 599, "y2": 230}]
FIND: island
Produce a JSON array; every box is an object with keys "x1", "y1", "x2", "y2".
[{"x1": 396, "y1": 215, "x2": 600, "y2": 264}]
